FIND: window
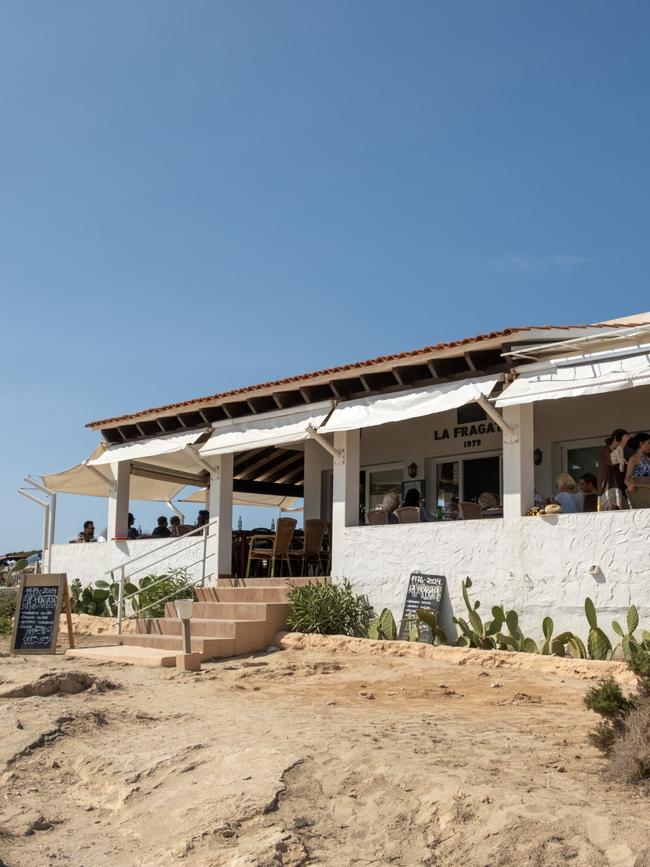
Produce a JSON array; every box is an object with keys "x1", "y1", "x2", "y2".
[
  {"x1": 365, "y1": 465, "x2": 404, "y2": 511},
  {"x1": 561, "y1": 438, "x2": 602, "y2": 485},
  {"x1": 428, "y1": 452, "x2": 502, "y2": 507}
]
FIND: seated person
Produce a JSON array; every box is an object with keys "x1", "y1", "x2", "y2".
[
  {"x1": 625, "y1": 432, "x2": 650, "y2": 492},
  {"x1": 381, "y1": 492, "x2": 401, "y2": 523},
  {"x1": 196, "y1": 509, "x2": 209, "y2": 528},
  {"x1": 127, "y1": 513, "x2": 139, "y2": 540},
  {"x1": 75, "y1": 520, "x2": 96, "y2": 543},
  {"x1": 170, "y1": 515, "x2": 182, "y2": 537},
  {"x1": 403, "y1": 488, "x2": 433, "y2": 521},
  {"x1": 552, "y1": 473, "x2": 581, "y2": 513},
  {"x1": 151, "y1": 516, "x2": 171, "y2": 538},
  {"x1": 579, "y1": 473, "x2": 598, "y2": 495}
]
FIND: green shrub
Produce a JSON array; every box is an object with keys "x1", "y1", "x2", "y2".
[
  {"x1": 584, "y1": 677, "x2": 635, "y2": 753},
  {"x1": 0, "y1": 590, "x2": 17, "y2": 634},
  {"x1": 287, "y1": 579, "x2": 373, "y2": 637},
  {"x1": 130, "y1": 568, "x2": 193, "y2": 619}
]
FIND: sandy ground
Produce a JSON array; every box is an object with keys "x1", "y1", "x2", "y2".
[{"x1": 1, "y1": 630, "x2": 649, "y2": 867}]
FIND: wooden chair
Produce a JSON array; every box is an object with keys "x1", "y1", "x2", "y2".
[
  {"x1": 367, "y1": 509, "x2": 390, "y2": 525},
  {"x1": 395, "y1": 506, "x2": 421, "y2": 523},
  {"x1": 459, "y1": 501, "x2": 483, "y2": 520},
  {"x1": 291, "y1": 519, "x2": 327, "y2": 576},
  {"x1": 246, "y1": 517, "x2": 297, "y2": 578}
]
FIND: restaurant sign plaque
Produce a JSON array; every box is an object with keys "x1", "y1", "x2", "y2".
[{"x1": 398, "y1": 572, "x2": 446, "y2": 642}]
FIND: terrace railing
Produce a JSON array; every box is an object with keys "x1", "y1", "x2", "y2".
[{"x1": 107, "y1": 518, "x2": 219, "y2": 634}]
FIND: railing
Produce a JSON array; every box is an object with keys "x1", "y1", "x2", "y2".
[{"x1": 107, "y1": 518, "x2": 220, "y2": 634}]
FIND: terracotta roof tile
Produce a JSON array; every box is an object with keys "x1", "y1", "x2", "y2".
[{"x1": 86, "y1": 322, "x2": 631, "y2": 429}]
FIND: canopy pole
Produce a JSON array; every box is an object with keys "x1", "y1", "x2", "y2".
[
  {"x1": 473, "y1": 394, "x2": 518, "y2": 442},
  {"x1": 26, "y1": 476, "x2": 57, "y2": 557},
  {"x1": 183, "y1": 444, "x2": 217, "y2": 476},
  {"x1": 18, "y1": 488, "x2": 51, "y2": 571},
  {"x1": 305, "y1": 425, "x2": 344, "y2": 462}
]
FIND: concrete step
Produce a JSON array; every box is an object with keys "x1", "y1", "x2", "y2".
[
  {"x1": 120, "y1": 633, "x2": 235, "y2": 660},
  {"x1": 66, "y1": 644, "x2": 178, "y2": 668},
  {"x1": 176, "y1": 600, "x2": 288, "y2": 621},
  {"x1": 194, "y1": 586, "x2": 291, "y2": 604},
  {"x1": 216, "y1": 577, "x2": 328, "y2": 588},
  {"x1": 136, "y1": 617, "x2": 267, "y2": 638}
]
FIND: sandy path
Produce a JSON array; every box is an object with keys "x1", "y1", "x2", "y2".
[{"x1": 1, "y1": 635, "x2": 649, "y2": 867}]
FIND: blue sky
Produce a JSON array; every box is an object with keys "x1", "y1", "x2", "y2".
[{"x1": 1, "y1": 1, "x2": 648, "y2": 550}]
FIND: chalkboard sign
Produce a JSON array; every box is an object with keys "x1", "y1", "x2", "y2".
[
  {"x1": 11, "y1": 574, "x2": 73, "y2": 655},
  {"x1": 398, "y1": 572, "x2": 446, "y2": 642}
]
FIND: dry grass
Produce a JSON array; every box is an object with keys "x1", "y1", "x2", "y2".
[{"x1": 609, "y1": 700, "x2": 650, "y2": 783}]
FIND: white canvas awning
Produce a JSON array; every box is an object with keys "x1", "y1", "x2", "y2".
[
  {"x1": 495, "y1": 351, "x2": 650, "y2": 408},
  {"x1": 42, "y1": 446, "x2": 189, "y2": 501},
  {"x1": 320, "y1": 374, "x2": 502, "y2": 433},
  {"x1": 89, "y1": 430, "x2": 207, "y2": 473},
  {"x1": 199, "y1": 405, "x2": 331, "y2": 458},
  {"x1": 180, "y1": 488, "x2": 301, "y2": 510}
]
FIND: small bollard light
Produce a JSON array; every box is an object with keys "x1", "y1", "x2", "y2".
[{"x1": 175, "y1": 598, "x2": 194, "y2": 654}]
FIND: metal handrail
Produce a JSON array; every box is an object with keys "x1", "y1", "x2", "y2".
[
  {"x1": 111, "y1": 518, "x2": 219, "y2": 634},
  {"x1": 104, "y1": 517, "x2": 218, "y2": 577}
]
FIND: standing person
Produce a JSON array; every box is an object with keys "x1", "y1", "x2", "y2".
[
  {"x1": 598, "y1": 428, "x2": 630, "y2": 510},
  {"x1": 127, "y1": 513, "x2": 139, "y2": 540},
  {"x1": 151, "y1": 516, "x2": 171, "y2": 538},
  {"x1": 625, "y1": 433, "x2": 650, "y2": 493}
]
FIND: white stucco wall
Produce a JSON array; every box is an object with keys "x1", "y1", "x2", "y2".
[
  {"x1": 50, "y1": 536, "x2": 210, "y2": 588},
  {"x1": 341, "y1": 511, "x2": 650, "y2": 643}
]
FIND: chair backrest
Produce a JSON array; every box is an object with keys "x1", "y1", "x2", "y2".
[
  {"x1": 273, "y1": 517, "x2": 297, "y2": 554},
  {"x1": 459, "y1": 501, "x2": 483, "y2": 520},
  {"x1": 367, "y1": 509, "x2": 390, "y2": 525},
  {"x1": 478, "y1": 492, "x2": 498, "y2": 509},
  {"x1": 628, "y1": 487, "x2": 650, "y2": 510},
  {"x1": 395, "y1": 506, "x2": 421, "y2": 524},
  {"x1": 303, "y1": 519, "x2": 327, "y2": 555},
  {"x1": 582, "y1": 493, "x2": 598, "y2": 513}
]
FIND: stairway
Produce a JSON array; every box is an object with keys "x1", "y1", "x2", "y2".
[{"x1": 118, "y1": 577, "x2": 323, "y2": 661}]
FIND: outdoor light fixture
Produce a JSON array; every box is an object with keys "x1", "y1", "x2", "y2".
[
  {"x1": 175, "y1": 598, "x2": 194, "y2": 654},
  {"x1": 407, "y1": 462, "x2": 418, "y2": 479},
  {"x1": 533, "y1": 448, "x2": 543, "y2": 466}
]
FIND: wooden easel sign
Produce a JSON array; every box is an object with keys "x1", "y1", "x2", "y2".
[{"x1": 10, "y1": 574, "x2": 74, "y2": 655}]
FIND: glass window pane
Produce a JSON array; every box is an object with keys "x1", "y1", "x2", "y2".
[
  {"x1": 436, "y1": 461, "x2": 459, "y2": 508},
  {"x1": 463, "y1": 456, "x2": 501, "y2": 504},
  {"x1": 566, "y1": 446, "x2": 600, "y2": 483},
  {"x1": 368, "y1": 468, "x2": 403, "y2": 510}
]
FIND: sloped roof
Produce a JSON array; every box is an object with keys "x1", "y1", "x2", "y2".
[{"x1": 86, "y1": 321, "x2": 632, "y2": 430}]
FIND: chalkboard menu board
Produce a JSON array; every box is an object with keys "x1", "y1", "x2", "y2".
[
  {"x1": 398, "y1": 572, "x2": 446, "y2": 642},
  {"x1": 11, "y1": 574, "x2": 71, "y2": 655}
]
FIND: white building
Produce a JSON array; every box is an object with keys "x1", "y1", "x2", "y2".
[{"x1": 29, "y1": 314, "x2": 650, "y2": 639}]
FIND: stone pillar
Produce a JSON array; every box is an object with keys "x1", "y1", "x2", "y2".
[
  {"x1": 106, "y1": 462, "x2": 130, "y2": 540},
  {"x1": 303, "y1": 439, "x2": 331, "y2": 520},
  {"x1": 330, "y1": 429, "x2": 360, "y2": 579},
  {"x1": 207, "y1": 454, "x2": 233, "y2": 583},
  {"x1": 502, "y1": 404, "x2": 534, "y2": 520}
]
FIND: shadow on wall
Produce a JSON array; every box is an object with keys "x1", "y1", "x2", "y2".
[{"x1": 438, "y1": 583, "x2": 458, "y2": 644}]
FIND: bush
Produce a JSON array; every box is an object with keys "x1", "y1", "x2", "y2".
[
  {"x1": 287, "y1": 579, "x2": 374, "y2": 638},
  {"x1": 584, "y1": 677, "x2": 635, "y2": 753},
  {"x1": 609, "y1": 703, "x2": 650, "y2": 782},
  {"x1": 131, "y1": 568, "x2": 194, "y2": 619},
  {"x1": 0, "y1": 589, "x2": 17, "y2": 635}
]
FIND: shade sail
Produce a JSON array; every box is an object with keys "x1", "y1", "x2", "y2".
[
  {"x1": 320, "y1": 374, "x2": 502, "y2": 434},
  {"x1": 180, "y1": 488, "x2": 301, "y2": 510},
  {"x1": 42, "y1": 446, "x2": 189, "y2": 501},
  {"x1": 495, "y1": 351, "x2": 650, "y2": 408},
  {"x1": 89, "y1": 430, "x2": 207, "y2": 472},
  {"x1": 199, "y1": 405, "x2": 331, "y2": 457}
]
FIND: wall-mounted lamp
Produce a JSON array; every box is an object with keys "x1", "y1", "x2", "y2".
[
  {"x1": 533, "y1": 448, "x2": 543, "y2": 466},
  {"x1": 407, "y1": 462, "x2": 418, "y2": 479}
]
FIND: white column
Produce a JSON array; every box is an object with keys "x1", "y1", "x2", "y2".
[
  {"x1": 207, "y1": 453, "x2": 233, "y2": 583},
  {"x1": 502, "y1": 404, "x2": 534, "y2": 520},
  {"x1": 107, "y1": 462, "x2": 130, "y2": 540},
  {"x1": 330, "y1": 429, "x2": 360, "y2": 580},
  {"x1": 303, "y1": 439, "x2": 330, "y2": 520}
]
